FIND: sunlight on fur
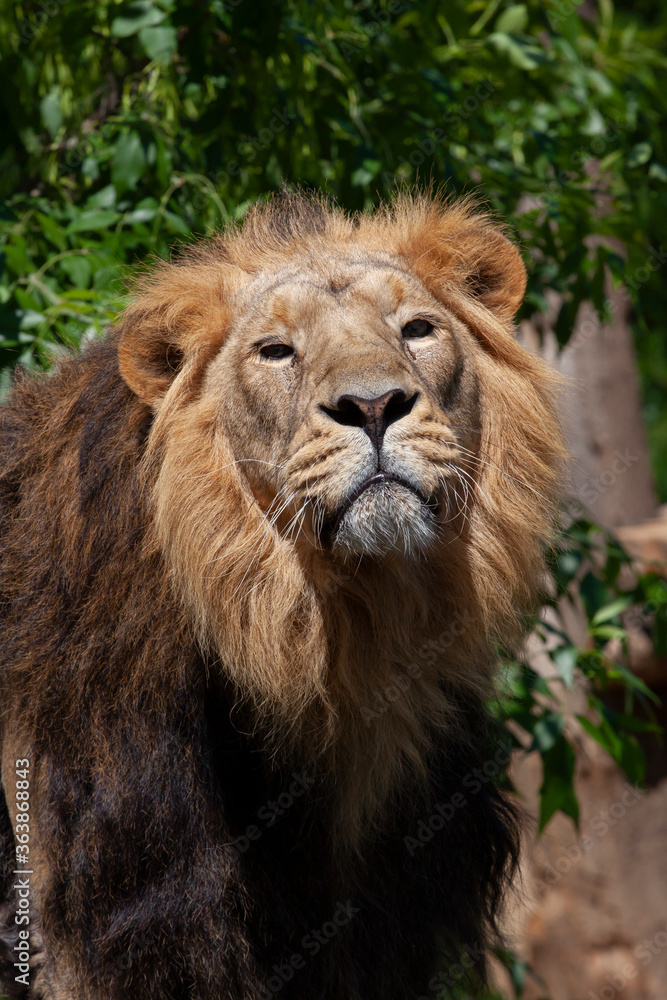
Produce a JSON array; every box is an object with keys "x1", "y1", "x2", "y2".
[{"x1": 117, "y1": 190, "x2": 566, "y2": 841}]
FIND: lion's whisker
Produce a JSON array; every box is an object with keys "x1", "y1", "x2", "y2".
[
  {"x1": 205, "y1": 483, "x2": 290, "y2": 563},
  {"x1": 437, "y1": 478, "x2": 470, "y2": 547},
  {"x1": 451, "y1": 444, "x2": 549, "y2": 503},
  {"x1": 205, "y1": 484, "x2": 295, "y2": 575},
  {"x1": 282, "y1": 499, "x2": 308, "y2": 541},
  {"x1": 223, "y1": 513, "x2": 282, "y2": 602},
  {"x1": 185, "y1": 458, "x2": 287, "y2": 481},
  {"x1": 451, "y1": 464, "x2": 502, "y2": 530}
]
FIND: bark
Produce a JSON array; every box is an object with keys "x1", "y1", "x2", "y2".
[{"x1": 558, "y1": 285, "x2": 657, "y2": 527}]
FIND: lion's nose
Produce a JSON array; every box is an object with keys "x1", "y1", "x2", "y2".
[{"x1": 321, "y1": 389, "x2": 418, "y2": 451}]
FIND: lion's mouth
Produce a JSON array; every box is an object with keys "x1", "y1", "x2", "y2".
[{"x1": 320, "y1": 472, "x2": 430, "y2": 546}]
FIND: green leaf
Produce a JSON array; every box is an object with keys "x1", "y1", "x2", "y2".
[
  {"x1": 351, "y1": 160, "x2": 382, "y2": 187},
  {"x1": 351, "y1": 167, "x2": 375, "y2": 187},
  {"x1": 538, "y1": 735, "x2": 579, "y2": 830},
  {"x1": 59, "y1": 288, "x2": 103, "y2": 301},
  {"x1": 488, "y1": 32, "x2": 541, "y2": 70},
  {"x1": 35, "y1": 213, "x2": 68, "y2": 251},
  {"x1": 550, "y1": 645, "x2": 578, "y2": 687},
  {"x1": 81, "y1": 157, "x2": 101, "y2": 182},
  {"x1": 110, "y1": 1, "x2": 166, "y2": 38},
  {"x1": 111, "y1": 133, "x2": 147, "y2": 193},
  {"x1": 590, "y1": 624, "x2": 627, "y2": 640},
  {"x1": 578, "y1": 714, "x2": 622, "y2": 759},
  {"x1": 154, "y1": 138, "x2": 173, "y2": 188},
  {"x1": 85, "y1": 186, "x2": 117, "y2": 210},
  {"x1": 495, "y1": 5, "x2": 529, "y2": 34},
  {"x1": 619, "y1": 734, "x2": 646, "y2": 786},
  {"x1": 643, "y1": 577, "x2": 667, "y2": 606},
  {"x1": 67, "y1": 210, "x2": 120, "y2": 234},
  {"x1": 138, "y1": 25, "x2": 177, "y2": 63},
  {"x1": 611, "y1": 711, "x2": 662, "y2": 734},
  {"x1": 40, "y1": 89, "x2": 63, "y2": 139},
  {"x1": 93, "y1": 265, "x2": 122, "y2": 290},
  {"x1": 648, "y1": 163, "x2": 667, "y2": 183},
  {"x1": 608, "y1": 663, "x2": 661, "y2": 703},
  {"x1": 60, "y1": 256, "x2": 92, "y2": 289},
  {"x1": 162, "y1": 210, "x2": 190, "y2": 234},
  {"x1": 581, "y1": 708, "x2": 648, "y2": 785},
  {"x1": 123, "y1": 207, "x2": 157, "y2": 224},
  {"x1": 530, "y1": 712, "x2": 564, "y2": 752},
  {"x1": 579, "y1": 571, "x2": 612, "y2": 622},
  {"x1": 553, "y1": 548, "x2": 582, "y2": 584},
  {"x1": 14, "y1": 288, "x2": 42, "y2": 313},
  {"x1": 15, "y1": 309, "x2": 47, "y2": 330},
  {"x1": 627, "y1": 142, "x2": 652, "y2": 168}
]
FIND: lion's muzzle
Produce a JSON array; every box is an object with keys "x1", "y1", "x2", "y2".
[{"x1": 326, "y1": 474, "x2": 437, "y2": 562}]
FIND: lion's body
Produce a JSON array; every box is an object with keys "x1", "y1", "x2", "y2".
[{"x1": 0, "y1": 193, "x2": 563, "y2": 998}]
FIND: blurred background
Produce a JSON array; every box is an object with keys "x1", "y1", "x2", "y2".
[{"x1": 1, "y1": 2, "x2": 666, "y2": 997}]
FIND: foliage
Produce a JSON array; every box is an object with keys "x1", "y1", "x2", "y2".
[
  {"x1": 497, "y1": 515, "x2": 666, "y2": 830},
  {"x1": 1, "y1": 1, "x2": 666, "y2": 413},
  {"x1": 1, "y1": 2, "x2": 666, "y2": 994}
]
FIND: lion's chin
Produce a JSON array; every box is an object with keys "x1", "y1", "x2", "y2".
[{"x1": 330, "y1": 479, "x2": 437, "y2": 562}]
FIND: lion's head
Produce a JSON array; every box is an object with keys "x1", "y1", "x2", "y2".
[{"x1": 117, "y1": 191, "x2": 564, "y2": 835}]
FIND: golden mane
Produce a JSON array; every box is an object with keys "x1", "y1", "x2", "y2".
[{"x1": 116, "y1": 191, "x2": 565, "y2": 839}]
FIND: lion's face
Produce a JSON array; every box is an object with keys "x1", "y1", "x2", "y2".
[
  {"x1": 116, "y1": 193, "x2": 564, "y2": 833},
  {"x1": 209, "y1": 255, "x2": 482, "y2": 561}
]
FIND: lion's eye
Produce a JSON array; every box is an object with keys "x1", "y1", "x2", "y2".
[
  {"x1": 259, "y1": 343, "x2": 294, "y2": 360},
  {"x1": 402, "y1": 319, "x2": 434, "y2": 339}
]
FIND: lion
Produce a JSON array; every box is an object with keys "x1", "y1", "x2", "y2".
[{"x1": 0, "y1": 191, "x2": 564, "y2": 999}]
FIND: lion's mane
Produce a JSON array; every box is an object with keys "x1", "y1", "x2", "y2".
[{"x1": 0, "y1": 192, "x2": 563, "y2": 999}]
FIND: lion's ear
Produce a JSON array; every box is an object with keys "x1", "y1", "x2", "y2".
[
  {"x1": 117, "y1": 265, "x2": 230, "y2": 408},
  {"x1": 394, "y1": 200, "x2": 527, "y2": 323},
  {"x1": 453, "y1": 226, "x2": 527, "y2": 321},
  {"x1": 118, "y1": 316, "x2": 187, "y2": 407}
]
